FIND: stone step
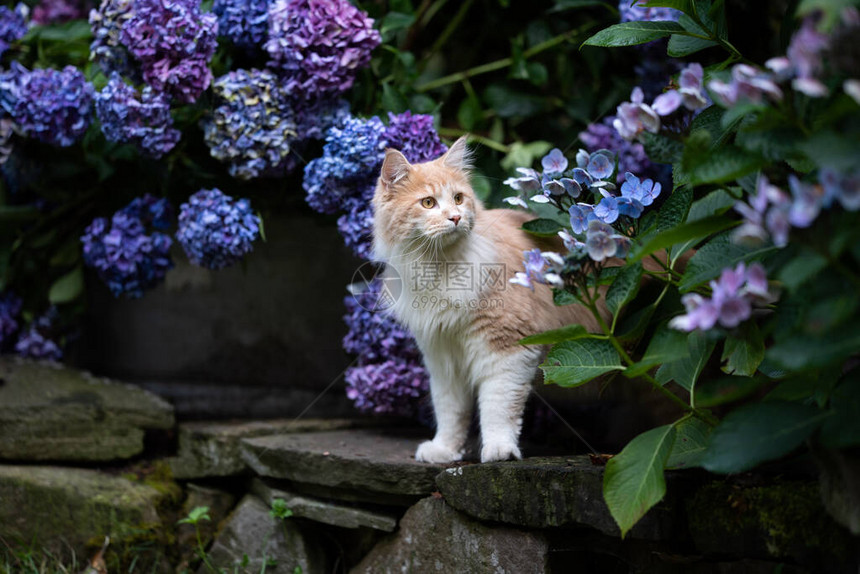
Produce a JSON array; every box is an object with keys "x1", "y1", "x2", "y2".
[
  {"x1": 0, "y1": 358, "x2": 174, "y2": 462},
  {"x1": 240, "y1": 428, "x2": 445, "y2": 504}
]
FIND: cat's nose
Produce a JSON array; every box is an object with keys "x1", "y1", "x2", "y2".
[{"x1": 449, "y1": 215, "x2": 461, "y2": 226}]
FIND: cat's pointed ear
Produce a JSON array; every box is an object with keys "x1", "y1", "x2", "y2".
[
  {"x1": 381, "y1": 149, "x2": 411, "y2": 186},
  {"x1": 442, "y1": 136, "x2": 473, "y2": 172}
]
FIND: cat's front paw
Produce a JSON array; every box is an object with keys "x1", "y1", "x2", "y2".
[
  {"x1": 481, "y1": 442, "x2": 522, "y2": 463},
  {"x1": 415, "y1": 440, "x2": 463, "y2": 463}
]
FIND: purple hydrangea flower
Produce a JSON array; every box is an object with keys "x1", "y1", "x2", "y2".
[
  {"x1": 213, "y1": 0, "x2": 269, "y2": 51},
  {"x1": 709, "y1": 64, "x2": 783, "y2": 107},
  {"x1": 89, "y1": 0, "x2": 136, "y2": 77},
  {"x1": 11, "y1": 65, "x2": 94, "y2": 147},
  {"x1": 618, "y1": 0, "x2": 681, "y2": 23},
  {"x1": 120, "y1": 0, "x2": 218, "y2": 103},
  {"x1": 32, "y1": 0, "x2": 85, "y2": 25},
  {"x1": 0, "y1": 291, "x2": 22, "y2": 349},
  {"x1": 585, "y1": 220, "x2": 630, "y2": 261},
  {"x1": 338, "y1": 196, "x2": 374, "y2": 260},
  {"x1": 0, "y1": 118, "x2": 13, "y2": 165},
  {"x1": 0, "y1": 3, "x2": 28, "y2": 58},
  {"x1": 820, "y1": 167, "x2": 860, "y2": 211},
  {"x1": 510, "y1": 248, "x2": 565, "y2": 290},
  {"x1": 670, "y1": 263, "x2": 774, "y2": 332},
  {"x1": 293, "y1": 95, "x2": 350, "y2": 141},
  {"x1": 203, "y1": 68, "x2": 299, "y2": 180},
  {"x1": 579, "y1": 117, "x2": 654, "y2": 184},
  {"x1": 303, "y1": 115, "x2": 386, "y2": 214},
  {"x1": 767, "y1": 16, "x2": 830, "y2": 97},
  {"x1": 614, "y1": 87, "x2": 660, "y2": 140},
  {"x1": 96, "y1": 73, "x2": 180, "y2": 159},
  {"x1": 176, "y1": 188, "x2": 260, "y2": 270},
  {"x1": 15, "y1": 308, "x2": 62, "y2": 361},
  {"x1": 81, "y1": 195, "x2": 174, "y2": 298},
  {"x1": 383, "y1": 111, "x2": 448, "y2": 164},
  {"x1": 266, "y1": 0, "x2": 381, "y2": 98},
  {"x1": 344, "y1": 358, "x2": 429, "y2": 416},
  {"x1": 343, "y1": 278, "x2": 421, "y2": 363}
]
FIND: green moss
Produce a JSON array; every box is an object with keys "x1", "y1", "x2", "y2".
[{"x1": 688, "y1": 480, "x2": 850, "y2": 560}]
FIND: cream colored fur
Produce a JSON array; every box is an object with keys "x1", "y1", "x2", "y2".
[{"x1": 371, "y1": 137, "x2": 601, "y2": 463}]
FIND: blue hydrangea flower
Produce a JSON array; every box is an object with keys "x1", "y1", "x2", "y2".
[
  {"x1": 338, "y1": 197, "x2": 374, "y2": 260},
  {"x1": 203, "y1": 68, "x2": 299, "y2": 180},
  {"x1": 344, "y1": 358, "x2": 429, "y2": 416},
  {"x1": 11, "y1": 65, "x2": 94, "y2": 147},
  {"x1": 343, "y1": 279, "x2": 421, "y2": 363},
  {"x1": 0, "y1": 291, "x2": 22, "y2": 349},
  {"x1": 0, "y1": 3, "x2": 28, "y2": 58},
  {"x1": 89, "y1": 0, "x2": 137, "y2": 77},
  {"x1": 541, "y1": 148, "x2": 568, "y2": 175},
  {"x1": 32, "y1": 0, "x2": 84, "y2": 25},
  {"x1": 176, "y1": 188, "x2": 260, "y2": 270},
  {"x1": 383, "y1": 111, "x2": 448, "y2": 164},
  {"x1": 120, "y1": 0, "x2": 218, "y2": 103},
  {"x1": 303, "y1": 115, "x2": 386, "y2": 214},
  {"x1": 123, "y1": 193, "x2": 174, "y2": 230},
  {"x1": 586, "y1": 151, "x2": 614, "y2": 180},
  {"x1": 509, "y1": 249, "x2": 565, "y2": 290},
  {"x1": 293, "y1": 95, "x2": 350, "y2": 141},
  {"x1": 620, "y1": 172, "x2": 662, "y2": 206},
  {"x1": 568, "y1": 203, "x2": 596, "y2": 234},
  {"x1": 585, "y1": 220, "x2": 630, "y2": 261},
  {"x1": 96, "y1": 74, "x2": 181, "y2": 159},
  {"x1": 213, "y1": 0, "x2": 269, "y2": 51},
  {"x1": 81, "y1": 195, "x2": 174, "y2": 298},
  {"x1": 820, "y1": 167, "x2": 860, "y2": 212},
  {"x1": 266, "y1": 0, "x2": 381, "y2": 98},
  {"x1": 594, "y1": 196, "x2": 620, "y2": 224},
  {"x1": 0, "y1": 118, "x2": 13, "y2": 165},
  {"x1": 15, "y1": 307, "x2": 62, "y2": 361}
]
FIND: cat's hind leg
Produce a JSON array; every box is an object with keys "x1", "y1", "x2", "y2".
[
  {"x1": 475, "y1": 348, "x2": 540, "y2": 463},
  {"x1": 415, "y1": 356, "x2": 473, "y2": 463}
]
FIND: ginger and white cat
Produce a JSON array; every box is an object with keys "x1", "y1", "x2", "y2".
[{"x1": 372, "y1": 137, "x2": 600, "y2": 463}]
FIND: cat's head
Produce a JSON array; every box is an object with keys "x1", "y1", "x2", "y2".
[{"x1": 372, "y1": 136, "x2": 481, "y2": 261}]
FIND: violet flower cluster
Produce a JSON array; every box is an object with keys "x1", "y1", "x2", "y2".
[
  {"x1": 304, "y1": 111, "x2": 447, "y2": 258},
  {"x1": 176, "y1": 188, "x2": 260, "y2": 270},
  {"x1": 670, "y1": 263, "x2": 773, "y2": 332},
  {"x1": 213, "y1": 0, "x2": 269, "y2": 51},
  {"x1": 88, "y1": 0, "x2": 136, "y2": 77},
  {"x1": 32, "y1": 0, "x2": 86, "y2": 25},
  {"x1": 15, "y1": 307, "x2": 63, "y2": 361},
  {"x1": 119, "y1": 0, "x2": 218, "y2": 103},
  {"x1": 343, "y1": 279, "x2": 428, "y2": 416},
  {"x1": 96, "y1": 73, "x2": 181, "y2": 159},
  {"x1": 734, "y1": 172, "x2": 858, "y2": 248},
  {"x1": 81, "y1": 194, "x2": 174, "y2": 298},
  {"x1": 0, "y1": 291, "x2": 22, "y2": 350},
  {"x1": 266, "y1": 0, "x2": 381, "y2": 98},
  {"x1": 614, "y1": 63, "x2": 709, "y2": 141},
  {"x1": 579, "y1": 116, "x2": 654, "y2": 184},
  {"x1": 0, "y1": 3, "x2": 28, "y2": 58},
  {"x1": 6, "y1": 64, "x2": 94, "y2": 147},
  {"x1": 203, "y1": 68, "x2": 299, "y2": 180}
]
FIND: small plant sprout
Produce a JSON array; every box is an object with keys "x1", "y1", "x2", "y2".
[{"x1": 269, "y1": 499, "x2": 294, "y2": 520}]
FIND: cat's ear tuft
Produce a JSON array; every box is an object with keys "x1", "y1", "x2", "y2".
[
  {"x1": 381, "y1": 149, "x2": 411, "y2": 186},
  {"x1": 442, "y1": 136, "x2": 473, "y2": 172}
]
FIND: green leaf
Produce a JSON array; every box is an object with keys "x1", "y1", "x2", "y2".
[
  {"x1": 820, "y1": 372, "x2": 860, "y2": 449},
  {"x1": 520, "y1": 324, "x2": 590, "y2": 345},
  {"x1": 657, "y1": 186, "x2": 693, "y2": 232},
  {"x1": 655, "y1": 330, "x2": 716, "y2": 395},
  {"x1": 767, "y1": 324, "x2": 860, "y2": 371},
  {"x1": 695, "y1": 375, "x2": 763, "y2": 407},
  {"x1": 550, "y1": 0, "x2": 613, "y2": 11},
  {"x1": 177, "y1": 505, "x2": 211, "y2": 525},
  {"x1": 603, "y1": 424, "x2": 676, "y2": 538},
  {"x1": 605, "y1": 262, "x2": 643, "y2": 317},
  {"x1": 700, "y1": 401, "x2": 830, "y2": 473},
  {"x1": 501, "y1": 141, "x2": 553, "y2": 171},
  {"x1": 379, "y1": 12, "x2": 416, "y2": 38},
  {"x1": 625, "y1": 322, "x2": 689, "y2": 377},
  {"x1": 639, "y1": 0, "x2": 692, "y2": 10},
  {"x1": 667, "y1": 34, "x2": 717, "y2": 57},
  {"x1": 629, "y1": 215, "x2": 735, "y2": 263},
  {"x1": 678, "y1": 232, "x2": 777, "y2": 292},
  {"x1": 721, "y1": 323, "x2": 764, "y2": 376},
  {"x1": 688, "y1": 105, "x2": 731, "y2": 149},
  {"x1": 541, "y1": 339, "x2": 625, "y2": 387},
  {"x1": 381, "y1": 83, "x2": 407, "y2": 113},
  {"x1": 582, "y1": 21, "x2": 685, "y2": 48},
  {"x1": 639, "y1": 133, "x2": 684, "y2": 164},
  {"x1": 683, "y1": 145, "x2": 765, "y2": 185},
  {"x1": 521, "y1": 218, "x2": 565, "y2": 237},
  {"x1": 484, "y1": 84, "x2": 545, "y2": 119},
  {"x1": 799, "y1": 130, "x2": 860, "y2": 172},
  {"x1": 553, "y1": 288, "x2": 579, "y2": 306},
  {"x1": 48, "y1": 266, "x2": 84, "y2": 305},
  {"x1": 666, "y1": 416, "x2": 711, "y2": 470}
]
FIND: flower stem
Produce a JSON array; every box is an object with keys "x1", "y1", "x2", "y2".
[{"x1": 437, "y1": 127, "x2": 509, "y2": 152}]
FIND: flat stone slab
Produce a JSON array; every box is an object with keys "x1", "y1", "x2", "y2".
[
  {"x1": 435, "y1": 456, "x2": 684, "y2": 541},
  {"x1": 351, "y1": 497, "x2": 549, "y2": 574},
  {"x1": 252, "y1": 478, "x2": 398, "y2": 532},
  {"x1": 169, "y1": 418, "x2": 392, "y2": 479},
  {"x1": 0, "y1": 465, "x2": 168, "y2": 560},
  {"x1": 0, "y1": 358, "x2": 174, "y2": 462},
  {"x1": 240, "y1": 429, "x2": 444, "y2": 502}
]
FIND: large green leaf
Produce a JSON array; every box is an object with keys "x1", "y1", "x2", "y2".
[
  {"x1": 666, "y1": 416, "x2": 711, "y2": 470},
  {"x1": 657, "y1": 187, "x2": 693, "y2": 232},
  {"x1": 721, "y1": 323, "x2": 764, "y2": 376},
  {"x1": 603, "y1": 424, "x2": 676, "y2": 538},
  {"x1": 678, "y1": 232, "x2": 777, "y2": 292},
  {"x1": 48, "y1": 266, "x2": 84, "y2": 305},
  {"x1": 624, "y1": 322, "x2": 688, "y2": 377},
  {"x1": 582, "y1": 21, "x2": 685, "y2": 48},
  {"x1": 540, "y1": 339, "x2": 625, "y2": 387},
  {"x1": 655, "y1": 330, "x2": 716, "y2": 396},
  {"x1": 667, "y1": 33, "x2": 717, "y2": 57},
  {"x1": 695, "y1": 375, "x2": 763, "y2": 407},
  {"x1": 684, "y1": 145, "x2": 766, "y2": 185},
  {"x1": 638, "y1": 0, "x2": 692, "y2": 10},
  {"x1": 520, "y1": 324, "x2": 591, "y2": 345},
  {"x1": 767, "y1": 325, "x2": 860, "y2": 371},
  {"x1": 521, "y1": 218, "x2": 565, "y2": 237},
  {"x1": 606, "y1": 262, "x2": 643, "y2": 317},
  {"x1": 700, "y1": 401, "x2": 830, "y2": 473},
  {"x1": 629, "y1": 215, "x2": 735, "y2": 263}
]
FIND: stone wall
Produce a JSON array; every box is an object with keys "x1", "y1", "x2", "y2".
[{"x1": 1, "y1": 358, "x2": 857, "y2": 573}]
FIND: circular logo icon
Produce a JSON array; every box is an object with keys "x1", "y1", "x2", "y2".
[{"x1": 349, "y1": 261, "x2": 402, "y2": 312}]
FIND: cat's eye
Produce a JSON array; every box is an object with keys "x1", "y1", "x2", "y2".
[
  {"x1": 453, "y1": 193, "x2": 464, "y2": 205},
  {"x1": 421, "y1": 197, "x2": 436, "y2": 209}
]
